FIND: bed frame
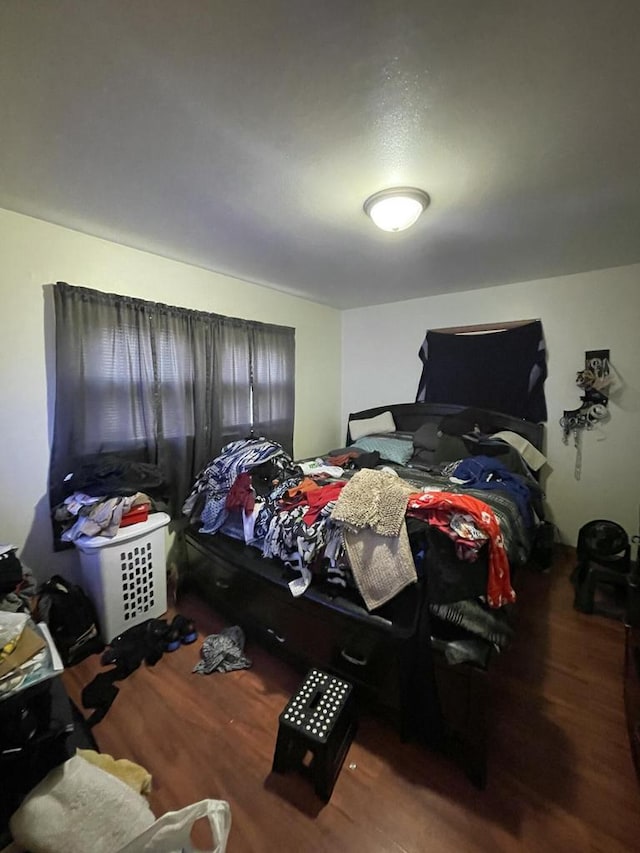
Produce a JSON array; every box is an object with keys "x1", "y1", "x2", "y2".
[
  {"x1": 179, "y1": 402, "x2": 545, "y2": 788},
  {"x1": 347, "y1": 401, "x2": 544, "y2": 450}
]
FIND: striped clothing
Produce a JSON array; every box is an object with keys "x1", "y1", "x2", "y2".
[{"x1": 182, "y1": 438, "x2": 290, "y2": 534}]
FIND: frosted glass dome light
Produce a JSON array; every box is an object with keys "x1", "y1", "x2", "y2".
[{"x1": 364, "y1": 187, "x2": 430, "y2": 232}]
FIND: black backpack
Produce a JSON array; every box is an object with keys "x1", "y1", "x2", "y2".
[{"x1": 37, "y1": 575, "x2": 104, "y2": 666}]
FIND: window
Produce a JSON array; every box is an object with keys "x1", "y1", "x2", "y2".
[{"x1": 49, "y1": 283, "x2": 295, "y2": 518}]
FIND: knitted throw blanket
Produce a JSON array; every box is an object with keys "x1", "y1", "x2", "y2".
[
  {"x1": 344, "y1": 525, "x2": 417, "y2": 611},
  {"x1": 330, "y1": 469, "x2": 413, "y2": 537},
  {"x1": 331, "y1": 469, "x2": 416, "y2": 610}
]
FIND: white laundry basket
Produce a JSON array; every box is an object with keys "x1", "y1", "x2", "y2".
[{"x1": 74, "y1": 512, "x2": 170, "y2": 642}]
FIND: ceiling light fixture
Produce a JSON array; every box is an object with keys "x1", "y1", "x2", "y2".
[{"x1": 363, "y1": 187, "x2": 430, "y2": 232}]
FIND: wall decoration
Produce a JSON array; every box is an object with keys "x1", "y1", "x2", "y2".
[{"x1": 560, "y1": 349, "x2": 611, "y2": 479}]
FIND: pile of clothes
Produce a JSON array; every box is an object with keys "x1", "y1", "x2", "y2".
[
  {"x1": 51, "y1": 455, "x2": 168, "y2": 544},
  {"x1": 182, "y1": 438, "x2": 352, "y2": 594},
  {"x1": 55, "y1": 492, "x2": 152, "y2": 542}
]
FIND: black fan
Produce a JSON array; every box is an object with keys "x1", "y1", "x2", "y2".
[
  {"x1": 573, "y1": 519, "x2": 631, "y2": 616},
  {"x1": 577, "y1": 520, "x2": 629, "y2": 563}
]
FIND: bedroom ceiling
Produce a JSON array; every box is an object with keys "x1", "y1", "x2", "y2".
[{"x1": 1, "y1": 1, "x2": 639, "y2": 310}]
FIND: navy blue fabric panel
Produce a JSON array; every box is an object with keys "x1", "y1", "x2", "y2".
[{"x1": 416, "y1": 321, "x2": 547, "y2": 422}]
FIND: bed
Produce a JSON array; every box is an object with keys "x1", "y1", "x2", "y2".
[{"x1": 178, "y1": 402, "x2": 546, "y2": 786}]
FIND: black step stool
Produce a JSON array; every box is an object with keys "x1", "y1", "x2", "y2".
[{"x1": 272, "y1": 668, "x2": 356, "y2": 801}]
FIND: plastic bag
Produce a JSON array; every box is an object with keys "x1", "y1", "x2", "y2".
[{"x1": 118, "y1": 799, "x2": 231, "y2": 853}]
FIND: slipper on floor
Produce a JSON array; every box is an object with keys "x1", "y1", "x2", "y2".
[{"x1": 165, "y1": 614, "x2": 197, "y2": 651}]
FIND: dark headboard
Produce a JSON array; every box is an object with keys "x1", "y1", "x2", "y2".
[{"x1": 347, "y1": 402, "x2": 544, "y2": 451}]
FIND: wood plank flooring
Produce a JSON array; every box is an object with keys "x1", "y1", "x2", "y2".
[{"x1": 62, "y1": 548, "x2": 640, "y2": 852}]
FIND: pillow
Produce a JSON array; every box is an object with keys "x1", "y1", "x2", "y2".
[
  {"x1": 353, "y1": 435, "x2": 413, "y2": 465},
  {"x1": 349, "y1": 411, "x2": 396, "y2": 442},
  {"x1": 433, "y1": 434, "x2": 469, "y2": 463},
  {"x1": 413, "y1": 421, "x2": 441, "y2": 452},
  {"x1": 408, "y1": 447, "x2": 437, "y2": 468}
]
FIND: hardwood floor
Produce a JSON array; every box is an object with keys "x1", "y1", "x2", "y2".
[{"x1": 62, "y1": 548, "x2": 640, "y2": 852}]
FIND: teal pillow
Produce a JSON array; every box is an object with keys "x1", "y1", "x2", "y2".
[{"x1": 353, "y1": 435, "x2": 413, "y2": 466}]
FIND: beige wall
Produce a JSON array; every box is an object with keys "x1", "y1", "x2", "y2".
[
  {"x1": 0, "y1": 207, "x2": 342, "y2": 579},
  {"x1": 342, "y1": 264, "x2": 640, "y2": 546},
  {"x1": 4, "y1": 202, "x2": 638, "y2": 576}
]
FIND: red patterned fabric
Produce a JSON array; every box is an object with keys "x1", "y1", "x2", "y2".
[
  {"x1": 406, "y1": 491, "x2": 516, "y2": 607},
  {"x1": 278, "y1": 479, "x2": 347, "y2": 526},
  {"x1": 225, "y1": 472, "x2": 255, "y2": 514},
  {"x1": 302, "y1": 482, "x2": 347, "y2": 526}
]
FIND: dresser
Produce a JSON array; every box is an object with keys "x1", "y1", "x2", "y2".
[
  {"x1": 624, "y1": 627, "x2": 640, "y2": 780},
  {"x1": 624, "y1": 560, "x2": 640, "y2": 782}
]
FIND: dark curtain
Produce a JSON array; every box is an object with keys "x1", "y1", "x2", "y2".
[
  {"x1": 49, "y1": 283, "x2": 295, "y2": 517},
  {"x1": 251, "y1": 322, "x2": 296, "y2": 453},
  {"x1": 415, "y1": 321, "x2": 547, "y2": 422}
]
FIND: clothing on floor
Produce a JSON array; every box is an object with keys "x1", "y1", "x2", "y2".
[
  {"x1": 193, "y1": 625, "x2": 252, "y2": 674},
  {"x1": 81, "y1": 671, "x2": 120, "y2": 728},
  {"x1": 81, "y1": 618, "x2": 169, "y2": 726}
]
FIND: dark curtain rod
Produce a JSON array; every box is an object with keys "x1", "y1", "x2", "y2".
[{"x1": 428, "y1": 318, "x2": 539, "y2": 335}]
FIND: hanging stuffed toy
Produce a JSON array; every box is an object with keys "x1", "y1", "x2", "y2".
[{"x1": 560, "y1": 349, "x2": 611, "y2": 479}]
